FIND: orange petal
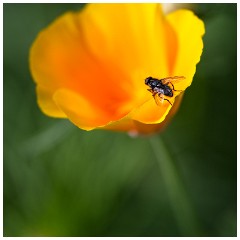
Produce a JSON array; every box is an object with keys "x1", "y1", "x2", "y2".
[
  {"x1": 30, "y1": 4, "x2": 174, "y2": 128},
  {"x1": 101, "y1": 93, "x2": 184, "y2": 135},
  {"x1": 30, "y1": 4, "x2": 204, "y2": 131},
  {"x1": 101, "y1": 118, "x2": 137, "y2": 133},
  {"x1": 81, "y1": 4, "x2": 170, "y2": 91},
  {"x1": 53, "y1": 89, "x2": 112, "y2": 130},
  {"x1": 30, "y1": 10, "x2": 132, "y2": 123}
]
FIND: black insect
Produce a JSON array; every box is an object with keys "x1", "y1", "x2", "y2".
[{"x1": 145, "y1": 76, "x2": 185, "y2": 106}]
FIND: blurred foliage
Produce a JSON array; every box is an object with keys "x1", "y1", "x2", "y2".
[{"x1": 3, "y1": 3, "x2": 236, "y2": 237}]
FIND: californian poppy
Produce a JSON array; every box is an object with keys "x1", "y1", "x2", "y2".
[{"x1": 30, "y1": 3, "x2": 204, "y2": 134}]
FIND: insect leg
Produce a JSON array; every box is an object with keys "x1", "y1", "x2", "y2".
[
  {"x1": 158, "y1": 93, "x2": 172, "y2": 106},
  {"x1": 163, "y1": 98, "x2": 172, "y2": 106},
  {"x1": 147, "y1": 89, "x2": 154, "y2": 95},
  {"x1": 170, "y1": 82, "x2": 182, "y2": 92},
  {"x1": 164, "y1": 98, "x2": 172, "y2": 105}
]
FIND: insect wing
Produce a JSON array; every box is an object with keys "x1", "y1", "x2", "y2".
[
  {"x1": 161, "y1": 76, "x2": 185, "y2": 85},
  {"x1": 153, "y1": 93, "x2": 163, "y2": 106}
]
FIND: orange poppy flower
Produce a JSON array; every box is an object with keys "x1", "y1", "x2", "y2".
[{"x1": 30, "y1": 3, "x2": 204, "y2": 134}]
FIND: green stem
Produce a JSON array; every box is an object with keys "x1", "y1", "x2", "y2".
[{"x1": 149, "y1": 135, "x2": 202, "y2": 236}]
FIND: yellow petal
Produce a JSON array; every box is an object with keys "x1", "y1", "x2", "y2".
[
  {"x1": 36, "y1": 85, "x2": 66, "y2": 118},
  {"x1": 166, "y1": 9, "x2": 205, "y2": 90},
  {"x1": 131, "y1": 9, "x2": 204, "y2": 124},
  {"x1": 131, "y1": 98, "x2": 172, "y2": 124},
  {"x1": 133, "y1": 93, "x2": 184, "y2": 134}
]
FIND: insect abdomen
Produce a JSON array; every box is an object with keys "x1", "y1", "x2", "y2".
[{"x1": 164, "y1": 86, "x2": 173, "y2": 97}]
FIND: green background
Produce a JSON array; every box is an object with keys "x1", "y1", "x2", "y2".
[{"x1": 3, "y1": 3, "x2": 237, "y2": 237}]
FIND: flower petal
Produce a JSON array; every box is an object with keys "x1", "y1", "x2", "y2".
[
  {"x1": 133, "y1": 93, "x2": 184, "y2": 134},
  {"x1": 131, "y1": 98, "x2": 172, "y2": 124},
  {"x1": 30, "y1": 10, "x2": 133, "y2": 124},
  {"x1": 30, "y1": 4, "x2": 176, "y2": 127},
  {"x1": 79, "y1": 3, "x2": 179, "y2": 110},
  {"x1": 36, "y1": 85, "x2": 66, "y2": 118},
  {"x1": 130, "y1": 9, "x2": 204, "y2": 124},
  {"x1": 102, "y1": 93, "x2": 184, "y2": 134},
  {"x1": 30, "y1": 4, "x2": 204, "y2": 132},
  {"x1": 53, "y1": 89, "x2": 111, "y2": 130},
  {"x1": 166, "y1": 9, "x2": 205, "y2": 90},
  {"x1": 81, "y1": 3, "x2": 170, "y2": 80},
  {"x1": 101, "y1": 118, "x2": 137, "y2": 132}
]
